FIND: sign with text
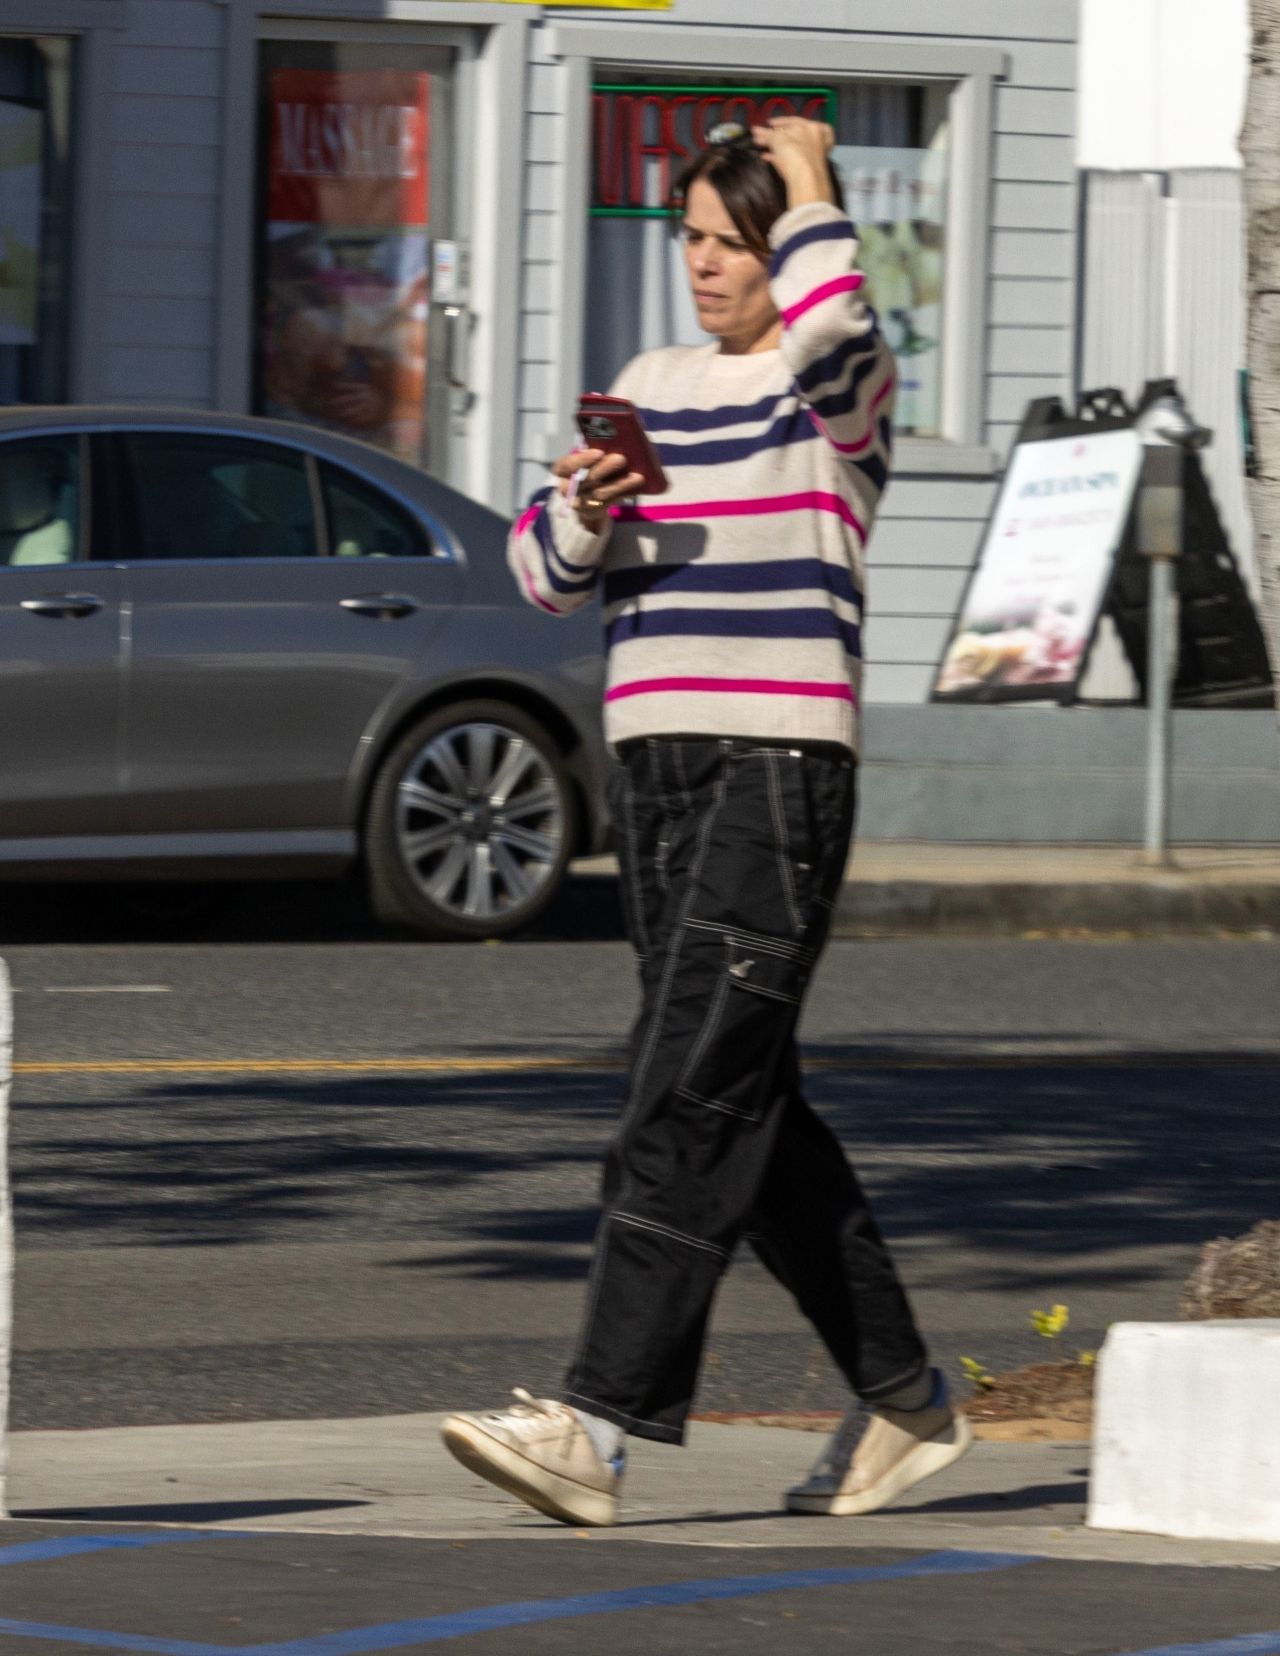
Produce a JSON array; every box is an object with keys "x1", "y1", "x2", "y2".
[
  {"x1": 592, "y1": 84, "x2": 836, "y2": 216},
  {"x1": 932, "y1": 429, "x2": 1145, "y2": 701},
  {"x1": 261, "y1": 68, "x2": 431, "y2": 465},
  {"x1": 267, "y1": 69, "x2": 430, "y2": 228}
]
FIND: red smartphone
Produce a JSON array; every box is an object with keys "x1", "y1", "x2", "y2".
[{"x1": 575, "y1": 393, "x2": 669, "y2": 495}]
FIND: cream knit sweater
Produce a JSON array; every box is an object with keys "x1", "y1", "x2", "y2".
[{"x1": 507, "y1": 201, "x2": 895, "y2": 755}]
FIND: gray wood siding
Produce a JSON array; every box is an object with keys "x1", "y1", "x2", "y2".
[
  {"x1": 515, "y1": 6, "x2": 1078, "y2": 701},
  {"x1": 104, "y1": 0, "x2": 223, "y2": 405}
]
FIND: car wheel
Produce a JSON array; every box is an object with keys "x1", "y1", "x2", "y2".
[{"x1": 365, "y1": 700, "x2": 577, "y2": 940}]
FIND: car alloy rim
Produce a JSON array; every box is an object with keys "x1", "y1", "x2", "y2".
[{"x1": 395, "y1": 721, "x2": 564, "y2": 921}]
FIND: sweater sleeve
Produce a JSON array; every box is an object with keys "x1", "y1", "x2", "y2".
[
  {"x1": 506, "y1": 355, "x2": 650, "y2": 616},
  {"x1": 767, "y1": 201, "x2": 896, "y2": 477},
  {"x1": 506, "y1": 480, "x2": 611, "y2": 617}
]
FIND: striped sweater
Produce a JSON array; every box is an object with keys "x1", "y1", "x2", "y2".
[{"x1": 507, "y1": 200, "x2": 895, "y2": 755}]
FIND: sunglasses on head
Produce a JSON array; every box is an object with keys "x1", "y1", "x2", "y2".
[{"x1": 705, "y1": 121, "x2": 762, "y2": 151}]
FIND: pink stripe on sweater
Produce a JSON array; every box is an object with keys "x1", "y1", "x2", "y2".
[
  {"x1": 809, "y1": 374, "x2": 896, "y2": 457},
  {"x1": 515, "y1": 503, "x2": 542, "y2": 537},
  {"x1": 780, "y1": 274, "x2": 865, "y2": 328},
  {"x1": 517, "y1": 558, "x2": 560, "y2": 616},
  {"x1": 616, "y1": 491, "x2": 865, "y2": 540},
  {"x1": 605, "y1": 675, "x2": 857, "y2": 705}
]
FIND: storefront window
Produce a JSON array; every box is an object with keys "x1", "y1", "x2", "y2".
[
  {"x1": 254, "y1": 41, "x2": 456, "y2": 472},
  {"x1": 587, "y1": 76, "x2": 949, "y2": 437},
  {"x1": 0, "y1": 36, "x2": 74, "y2": 404}
]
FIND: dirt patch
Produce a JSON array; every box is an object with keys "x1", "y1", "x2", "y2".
[
  {"x1": 694, "y1": 1359, "x2": 1096, "y2": 1445},
  {"x1": 964, "y1": 1359, "x2": 1095, "y2": 1429}
]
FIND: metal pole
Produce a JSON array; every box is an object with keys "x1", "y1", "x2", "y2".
[
  {"x1": 1135, "y1": 442, "x2": 1184, "y2": 867},
  {"x1": 1143, "y1": 553, "x2": 1175, "y2": 862}
]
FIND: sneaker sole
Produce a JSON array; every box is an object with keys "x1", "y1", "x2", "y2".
[
  {"x1": 786, "y1": 1412, "x2": 974, "y2": 1517},
  {"x1": 440, "y1": 1416, "x2": 618, "y2": 1528}
]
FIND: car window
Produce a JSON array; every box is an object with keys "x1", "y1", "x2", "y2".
[
  {"x1": 322, "y1": 463, "x2": 432, "y2": 559},
  {"x1": 0, "y1": 435, "x2": 81, "y2": 568},
  {"x1": 125, "y1": 434, "x2": 316, "y2": 560}
]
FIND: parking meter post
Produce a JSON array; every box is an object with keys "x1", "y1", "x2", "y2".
[{"x1": 1136, "y1": 444, "x2": 1185, "y2": 867}]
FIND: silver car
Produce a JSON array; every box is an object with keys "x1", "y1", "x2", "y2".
[{"x1": 0, "y1": 408, "x2": 610, "y2": 939}]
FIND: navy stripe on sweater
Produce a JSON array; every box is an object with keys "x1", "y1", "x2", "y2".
[
  {"x1": 634, "y1": 391, "x2": 786, "y2": 435},
  {"x1": 655, "y1": 408, "x2": 820, "y2": 468},
  {"x1": 793, "y1": 324, "x2": 882, "y2": 398},
  {"x1": 605, "y1": 556, "x2": 861, "y2": 610},
  {"x1": 534, "y1": 506, "x2": 599, "y2": 596},
  {"x1": 605, "y1": 604, "x2": 861, "y2": 657},
  {"x1": 768, "y1": 219, "x2": 857, "y2": 278},
  {"x1": 808, "y1": 351, "x2": 886, "y2": 422}
]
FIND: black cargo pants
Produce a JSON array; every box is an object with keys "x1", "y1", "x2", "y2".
[{"x1": 564, "y1": 736, "x2": 928, "y2": 1444}]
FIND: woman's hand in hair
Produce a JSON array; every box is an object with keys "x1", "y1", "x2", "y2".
[
  {"x1": 552, "y1": 448, "x2": 645, "y2": 533},
  {"x1": 750, "y1": 117, "x2": 837, "y2": 209}
]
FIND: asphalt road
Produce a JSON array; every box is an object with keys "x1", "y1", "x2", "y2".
[{"x1": 4, "y1": 876, "x2": 1279, "y2": 1431}]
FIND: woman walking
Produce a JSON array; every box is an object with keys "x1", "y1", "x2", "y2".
[{"x1": 441, "y1": 116, "x2": 970, "y2": 1526}]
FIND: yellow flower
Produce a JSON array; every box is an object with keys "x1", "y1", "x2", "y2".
[{"x1": 1031, "y1": 1304, "x2": 1070, "y2": 1339}]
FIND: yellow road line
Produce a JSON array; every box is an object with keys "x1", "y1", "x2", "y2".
[
  {"x1": 13, "y1": 1057, "x2": 624, "y2": 1075},
  {"x1": 12, "y1": 1052, "x2": 1278, "y2": 1077}
]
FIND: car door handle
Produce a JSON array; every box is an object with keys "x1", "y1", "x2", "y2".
[
  {"x1": 339, "y1": 593, "x2": 421, "y2": 620},
  {"x1": 20, "y1": 593, "x2": 105, "y2": 618}
]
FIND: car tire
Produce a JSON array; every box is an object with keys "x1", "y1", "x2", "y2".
[{"x1": 364, "y1": 700, "x2": 578, "y2": 940}]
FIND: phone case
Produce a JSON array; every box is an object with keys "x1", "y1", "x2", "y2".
[{"x1": 575, "y1": 393, "x2": 669, "y2": 495}]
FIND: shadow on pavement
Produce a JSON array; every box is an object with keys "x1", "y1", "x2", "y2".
[
  {"x1": 898, "y1": 1480, "x2": 1087, "y2": 1515},
  {"x1": 16, "y1": 1499, "x2": 370, "y2": 1522},
  {"x1": 0, "y1": 872, "x2": 627, "y2": 946}
]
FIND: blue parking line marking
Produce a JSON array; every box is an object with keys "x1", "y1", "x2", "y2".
[
  {"x1": 1114, "y1": 1636, "x2": 1280, "y2": 1656},
  {"x1": 0, "y1": 1621, "x2": 226, "y2": 1656},
  {"x1": 0, "y1": 1549, "x2": 1037, "y2": 1654},
  {"x1": 0, "y1": 1531, "x2": 258, "y2": 1568}
]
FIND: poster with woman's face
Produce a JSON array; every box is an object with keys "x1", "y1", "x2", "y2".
[{"x1": 260, "y1": 70, "x2": 431, "y2": 465}]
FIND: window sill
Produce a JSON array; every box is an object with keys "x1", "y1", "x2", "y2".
[{"x1": 893, "y1": 440, "x2": 996, "y2": 477}]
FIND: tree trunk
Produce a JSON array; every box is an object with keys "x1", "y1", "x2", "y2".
[{"x1": 1243, "y1": 0, "x2": 1280, "y2": 718}]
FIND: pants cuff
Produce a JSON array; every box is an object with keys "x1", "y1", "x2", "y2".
[
  {"x1": 858, "y1": 1359, "x2": 932, "y2": 1405},
  {"x1": 565, "y1": 1391, "x2": 685, "y2": 1446}
]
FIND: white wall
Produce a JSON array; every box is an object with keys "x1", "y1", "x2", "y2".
[{"x1": 1079, "y1": 0, "x2": 1247, "y2": 170}]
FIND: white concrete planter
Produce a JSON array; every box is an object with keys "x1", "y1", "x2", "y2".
[{"x1": 1089, "y1": 1319, "x2": 1280, "y2": 1542}]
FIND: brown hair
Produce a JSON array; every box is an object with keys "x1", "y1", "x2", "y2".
[{"x1": 670, "y1": 137, "x2": 845, "y2": 259}]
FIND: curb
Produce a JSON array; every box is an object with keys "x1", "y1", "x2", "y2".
[{"x1": 833, "y1": 880, "x2": 1280, "y2": 937}]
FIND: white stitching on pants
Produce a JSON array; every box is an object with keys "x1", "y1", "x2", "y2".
[
  {"x1": 683, "y1": 918, "x2": 811, "y2": 963},
  {"x1": 619, "y1": 761, "x2": 649, "y2": 960},
  {"x1": 569, "y1": 761, "x2": 729, "y2": 1379},
  {"x1": 764, "y1": 750, "x2": 803, "y2": 935},
  {"x1": 614, "y1": 1210, "x2": 728, "y2": 1260},
  {"x1": 674, "y1": 958, "x2": 731, "y2": 1096},
  {"x1": 674, "y1": 1085, "x2": 760, "y2": 1121}
]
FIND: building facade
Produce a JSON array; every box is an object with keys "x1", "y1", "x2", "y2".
[
  {"x1": 5, "y1": 0, "x2": 1077, "y2": 709},
  {"x1": 7, "y1": 0, "x2": 1275, "y2": 838}
]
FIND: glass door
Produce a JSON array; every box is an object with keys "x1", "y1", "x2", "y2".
[{"x1": 254, "y1": 31, "x2": 462, "y2": 478}]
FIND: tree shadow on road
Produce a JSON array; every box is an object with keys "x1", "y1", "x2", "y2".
[{"x1": 10, "y1": 1059, "x2": 1278, "y2": 1283}]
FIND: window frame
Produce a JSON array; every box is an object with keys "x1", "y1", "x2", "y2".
[
  {"x1": 543, "y1": 24, "x2": 1007, "y2": 478},
  {"x1": 109, "y1": 429, "x2": 324, "y2": 567},
  {"x1": 318, "y1": 458, "x2": 437, "y2": 563}
]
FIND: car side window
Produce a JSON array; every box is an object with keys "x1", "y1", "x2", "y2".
[
  {"x1": 0, "y1": 435, "x2": 81, "y2": 568},
  {"x1": 321, "y1": 463, "x2": 432, "y2": 559},
  {"x1": 124, "y1": 434, "x2": 316, "y2": 560}
]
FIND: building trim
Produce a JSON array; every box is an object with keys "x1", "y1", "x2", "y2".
[
  {"x1": 0, "y1": 1, "x2": 125, "y2": 29},
  {"x1": 544, "y1": 25, "x2": 1008, "y2": 80},
  {"x1": 214, "y1": 0, "x2": 527, "y2": 507}
]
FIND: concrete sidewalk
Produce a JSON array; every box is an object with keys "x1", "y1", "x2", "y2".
[
  {"x1": 6, "y1": 1412, "x2": 1280, "y2": 1570},
  {"x1": 574, "y1": 843, "x2": 1280, "y2": 936}
]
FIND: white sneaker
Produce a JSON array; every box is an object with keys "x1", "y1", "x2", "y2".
[
  {"x1": 786, "y1": 1374, "x2": 972, "y2": 1517},
  {"x1": 440, "y1": 1389, "x2": 623, "y2": 1527}
]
